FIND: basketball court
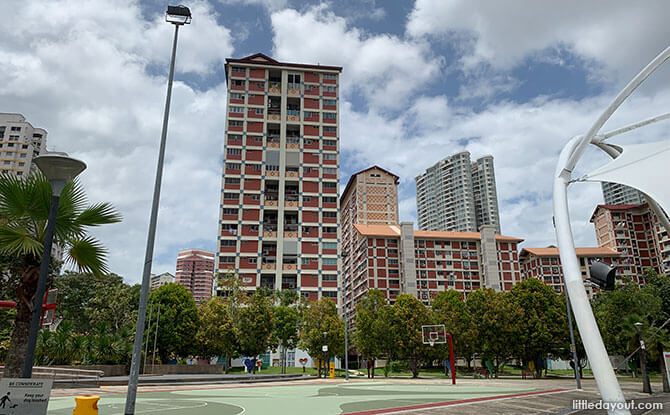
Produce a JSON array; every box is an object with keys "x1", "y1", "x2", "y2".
[{"x1": 46, "y1": 380, "x2": 568, "y2": 415}]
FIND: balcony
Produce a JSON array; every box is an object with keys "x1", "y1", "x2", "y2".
[
  {"x1": 287, "y1": 83, "x2": 301, "y2": 95},
  {"x1": 286, "y1": 136, "x2": 300, "y2": 150},
  {"x1": 267, "y1": 135, "x2": 280, "y2": 148}
]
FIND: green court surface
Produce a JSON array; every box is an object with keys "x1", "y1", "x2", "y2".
[{"x1": 47, "y1": 382, "x2": 562, "y2": 415}]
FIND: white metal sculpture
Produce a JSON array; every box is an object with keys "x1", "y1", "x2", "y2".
[{"x1": 553, "y1": 46, "x2": 670, "y2": 415}]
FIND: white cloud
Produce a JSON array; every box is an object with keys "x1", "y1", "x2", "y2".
[
  {"x1": 270, "y1": 4, "x2": 443, "y2": 109},
  {"x1": 406, "y1": 0, "x2": 670, "y2": 83},
  {"x1": 219, "y1": 0, "x2": 288, "y2": 12},
  {"x1": 0, "y1": 0, "x2": 232, "y2": 282}
]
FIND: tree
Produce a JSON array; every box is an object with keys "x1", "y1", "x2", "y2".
[
  {"x1": 466, "y1": 288, "x2": 521, "y2": 377},
  {"x1": 391, "y1": 294, "x2": 432, "y2": 378},
  {"x1": 196, "y1": 298, "x2": 237, "y2": 369},
  {"x1": 353, "y1": 289, "x2": 389, "y2": 378},
  {"x1": 0, "y1": 174, "x2": 121, "y2": 377},
  {"x1": 236, "y1": 291, "x2": 274, "y2": 372},
  {"x1": 147, "y1": 283, "x2": 199, "y2": 363},
  {"x1": 299, "y1": 298, "x2": 344, "y2": 378},
  {"x1": 272, "y1": 304, "x2": 300, "y2": 374},
  {"x1": 508, "y1": 278, "x2": 569, "y2": 378},
  {"x1": 431, "y1": 290, "x2": 477, "y2": 369}
]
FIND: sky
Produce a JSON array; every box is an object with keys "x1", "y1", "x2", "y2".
[{"x1": 2, "y1": 0, "x2": 670, "y2": 284}]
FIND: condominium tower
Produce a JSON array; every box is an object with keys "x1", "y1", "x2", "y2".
[
  {"x1": 176, "y1": 249, "x2": 215, "y2": 304},
  {"x1": 415, "y1": 152, "x2": 501, "y2": 233},
  {"x1": 0, "y1": 113, "x2": 46, "y2": 178},
  {"x1": 601, "y1": 182, "x2": 646, "y2": 205},
  {"x1": 216, "y1": 54, "x2": 342, "y2": 303}
]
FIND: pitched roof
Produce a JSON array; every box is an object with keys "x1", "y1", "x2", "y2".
[
  {"x1": 520, "y1": 247, "x2": 621, "y2": 258},
  {"x1": 340, "y1": 165, "x2": 400, "y2": 205},
  {"x1": 353, "y1": 224, "x2": 523, "y2": 242},
  {"x1": 225, "y1": 53, "x2": 342, "y2": 75},
  {"x1": 589, "y1": 203, "x2": 649, "y2": 222}
]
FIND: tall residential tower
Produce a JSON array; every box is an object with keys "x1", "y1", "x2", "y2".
[
  {"x1": 415, "y1": 152, "x2": 501, "y2": 233},
  {"x1": 0, "y1": 113, "x2": 46, "y2": 178},
  {"x1": 216, "y1": 54, "x2": 342, "y2": 303},
  {"x1": 601, "y1": 182, "x2": 646, "y2": 205},
  {"x1": 176, "y1": 249, "x2": 215, "y2": 304}
]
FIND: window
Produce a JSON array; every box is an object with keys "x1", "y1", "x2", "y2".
[
  {"x1": 232, "y1": 79, "x2": 245, "y2": 86},
  {"x1": 322, "y1": 291, "x2": 337, "y2": 298},
  {"x1": 10, "y1": 126, "x2": 21, "y2": 132},
  {"x1": 230, "y1": 93, "x2": 244, "y2": 100},
  {"x1": 324, "y1": 99, "x2": 336, "y2": 106},
  {"x1": 388, "y1": 259, "x2": 399, "y2": 265},
  {"x1": 323, "y1": 153, "x2": 337, "y2": 160},
  {"x1": 288, "y1": 74, "x2": 301, "y2": 84},
  {"x1": 19, "y1": 153, "x2": 26, "y2": 158},
  {"x1": 224, "y1": 178, "x2": 240, "y2": 184},
  {"x1": 228, "y1": 134, "x2": 242, "y2": 141},
  {"x1": 323, "y1": 112, "x2": 336, "y2": 119},
  {"x1": 324, "y1": 86, "x2": 336, "y2": 92},
  {"x1": 323, "y1": 140, "x2": 336, "y2": 146},
  {"x1": 304, "y1": 111, "x2": 313, "y2": 118},
  {"x1": 222, "y1": 208, "x2": 238, "y2": 215},
  {"x1": 322, "y1": 196, "x2": 337, "y2": 203},
  {"x1": 226, "y1": 163, "x2": 241, "y2": 170},
  {"x1": 301, "y1": 258, "x2": 311, "y2": 265},
  {"x1": 324, "y1": 73, "x2": 337, "y2": 80},
  {"x1": 323, "y1": 167, "x2": 337, "y2": 175},
  {"x1": 229, "y1": 120, "x2": 243, "y2": 127},
  {"x1": 223, "y1": 193, "x2": 239, "y2": 199},
  {"x1": 247, "y1": 257, "x2": 257, "y2": 264},
  {"x1": 323, "y1": 126, "x2": 336, "y2": 133},
  {"x1": 255, "y1": 82, "x2": 265, "y2": 89},
  {"x1": 323, "y1": 211, "x2": 337, "y2": 217},
  {"x1": 232, "y1": 67, "x2": 245, "y2": 73},
  {"x1": 255, "y1": 108, "x2": 264, "y2": 115},
  {"x1": 322, "y1": 274, "x2": 337, "y2": 281},
  {"x1": 227, "y1": 148, "x2": 242, "y2": 155},
  {"x1": 229, "y1": 106, "x2": 244, "y2": 113},
  {"x1": 323, "y1": 182, "x2": 337, "y2": 188},
  {"x1": 7, "y1": 143, "x2": 13, "y2": 147},
  {"x1": 323, "y1": 242, "x2": 337, "y2": 250},
  {"x1": 221, "y1": 239, "x2": 237, "y2": 246},
  {"x1": 220, "y1": 256, "x2": 236, "y2": 263}
]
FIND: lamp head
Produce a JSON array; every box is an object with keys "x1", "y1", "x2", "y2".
[
  {"x1": 588, "y1": 261, "x2": 616, "y2": 291},
  {"x1": 634, "y1": 322, "x2": 643, "y2": 331},
  {"x1": 33, "y1": 153, "x2": 86, "y2": 196},
  {"x1": 166, "y1": 5, "x2": 192, "y2": 25}
]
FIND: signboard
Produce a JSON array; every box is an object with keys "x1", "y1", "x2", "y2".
[
  {"x1": 664, "y1": 351, "x2": 670, "y2": 388},
  {"x1": 322, "y1": 345, "x2": 328, "y2": 352},
  {"x1": 0, "y1": 378, "x2": 52, "y2": 415}
]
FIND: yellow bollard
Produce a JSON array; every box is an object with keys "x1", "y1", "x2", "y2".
[
  {"x1": 329, "y1": 362, "x2": 335, "y2": 378},
  {"x1": 73, "y1": 395, "x2": 99, "y2": 415}
]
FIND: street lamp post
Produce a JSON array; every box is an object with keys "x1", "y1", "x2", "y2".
[
  {"x1": 124, "y1": 5, "x2": 191, "y2": 415},
  {"x1": 322, "y1": 331, "x2": 328, "y2": 378},
  {"x1": 634, "y1": 322, "x2": 652, "y2": 394},
  {"x1": 343, "y1": 303, "x2": 349, "y2": 381},
  {"x1": 22, "y1": 153, "x2": 87, "y2": 378}
]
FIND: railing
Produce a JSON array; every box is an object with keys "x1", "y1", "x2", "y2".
[{"x1": 0, "y1": 366, "x2": 103, "y2": 385}]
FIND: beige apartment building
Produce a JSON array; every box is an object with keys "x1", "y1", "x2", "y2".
[{"x1": 0, "y1": 113, "x2": 46, "y2": 178}]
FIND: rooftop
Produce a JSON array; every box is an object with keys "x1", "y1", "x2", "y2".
[{"x1": 353, "y1": 224, "x2": 523, "y2": 242}]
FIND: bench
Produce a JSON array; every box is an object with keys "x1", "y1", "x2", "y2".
[{"x1": 475, "y1": 368, "x2": 489, "y2": 379}]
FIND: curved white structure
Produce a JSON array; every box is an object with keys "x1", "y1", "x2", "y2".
[{"x1": 553, "y1": 46, "x2": 670, "y2": 415}]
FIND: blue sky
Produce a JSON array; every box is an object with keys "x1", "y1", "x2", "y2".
[{"x1": 1, "y1": 0, "x2": 670, "y2": 282}]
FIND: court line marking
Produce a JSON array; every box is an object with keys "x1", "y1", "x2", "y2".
[{"x1": 342, "y1": 388, "x2": 572, "y2": 415}]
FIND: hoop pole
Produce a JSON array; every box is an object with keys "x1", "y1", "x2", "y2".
[{"x1": 447, "y1": 333, "x2": 455, "y2": 385}]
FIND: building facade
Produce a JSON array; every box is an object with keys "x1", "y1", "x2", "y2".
[
  {"x1": 344, "y1": 223, "x2": 522, "y2": 311},
  {"x1": 150, "y1": 272, "x2": 175, "y2": 291},
  {"x1": 0, "y1": 113, "x2": 46, "y2": 178},
  {"x1": 520, "y1": 247, "x2": 621, "y2": 296},
  {"x1": 176, "y1": 249, "x2": 215, "y2": 304},
  {"x1": 590, "y1": 203, "x2": 670, "y2": 281},
  {"x1": 601, "y1": 182, "x2": 646, "y2": 205},
  {"x1": 216, "y1": 53, "x2": 342, "y2": 303},
  {"x1": 415, "y1": 152, "x2": 501, "y2": 233}
]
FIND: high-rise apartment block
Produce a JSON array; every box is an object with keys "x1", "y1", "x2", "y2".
[
  {"x1": 601, "y1": 182, "x2": 646, "y2": 205},
  {"x1": 590, "y1": 203, "x2": 670, "y2": 281},
  {"x1": 415, "y1": 152, "x2": 501, "y2": 233},
  {"x1": 341, "y1": 166, "x2": 522, "y2": 313},
  {"x1": 150, "y1": 272, "x2": 175, "y2": 291},
  {"x1": 520, "y1": 247, "x2": 621, "y2": 296},
  {"x1": 0, "y1": 113, "x2": 46, "y2": 178},
  {"x1": 176, "y1": 249, "x2": 215, "y2": 304},
  {"x1": 216, "y1": 54, "x2": 342, "y2": 303}
]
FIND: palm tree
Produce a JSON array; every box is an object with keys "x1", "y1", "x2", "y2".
[{"x1": 0, "y1": 173, "x2": 121, "y2": 377}]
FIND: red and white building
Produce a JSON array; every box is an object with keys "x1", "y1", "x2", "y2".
[
  {"x1": 590, "y1": 203, "x2": 670, "y2": 282},
  {"x1": 176, "y1": 249, "x2": 215, "y2": 304},
  {"x1": 340, "y1": 166, "x2": 523, "y2": 313},
  {"x1": 520, "y1": 247, "x2": 621, "y2": 296},
  {"x1": 216, "y1": 54, "x2": 342, "y2": 303}
]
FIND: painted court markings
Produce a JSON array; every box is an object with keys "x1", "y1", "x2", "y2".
[{"x1": 47, "y1": 381, "x2": 567, "y2": 415}]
